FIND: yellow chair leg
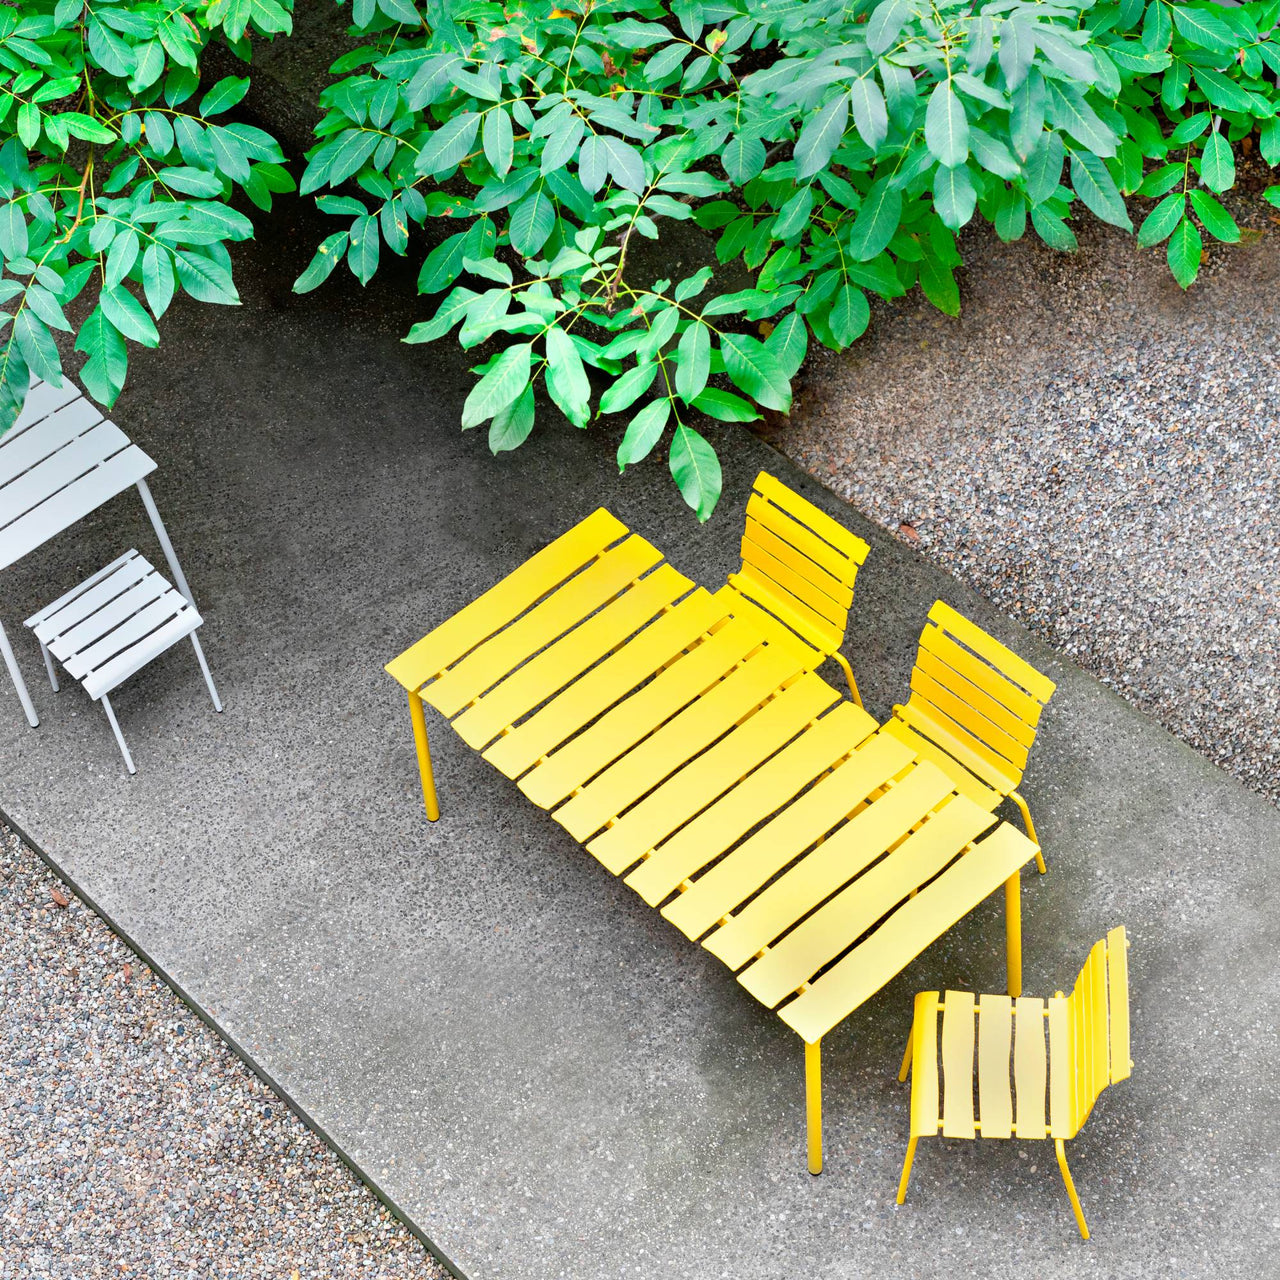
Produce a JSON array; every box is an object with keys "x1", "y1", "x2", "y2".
[
  {"x1": 805, "y1": 1038, "x2": 823, "y2": 1175},
  {"x1": 407, "y1": 690, "x2": 441, "y2": 821},
  {"x1": 1005, "y1": 870, "x2": 1022, "y2": 999},
  {"x1": 898, "y1": 1025, "x2": 913, "y2": 1083},
  {"x1": 1055, "y1": 1138, "x2": 1090, "y2": 1239},
  {"x1": 832, "y1": 651, "x2": 863, "y2": 707},
  {"x1": 896, "y1": 1135, "x2": 919, "y2": 1204},
  {"x1": 1010, "y1": 789, "x2": 1047, "y2": 874}
]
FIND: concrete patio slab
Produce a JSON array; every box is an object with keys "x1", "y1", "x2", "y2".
[{"x1": 2, "y1": 199, "x2": 1277, "y2": 1280}]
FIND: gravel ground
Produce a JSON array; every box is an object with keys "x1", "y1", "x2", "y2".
[
  {"x1": 0, "y1": 824, "x2": 448, "y2": 1280},
  {"x1": 770, "y1": 163, "x2": 1279, "y2": 802}
]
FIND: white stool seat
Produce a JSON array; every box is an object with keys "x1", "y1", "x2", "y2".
[{"x1": 24, "y1": 550, "x2": 221, "y2": 773}]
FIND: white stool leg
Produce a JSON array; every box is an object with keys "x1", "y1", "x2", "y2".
[
  {"x1": 39, "y1": 640, "x2": 60, "y2": 692},
  {"x1": 0, "y1": 617, "x2": 39, "y2": 727},
  {"x1": 136, "y1": 478, "x2": 195, "y2": 607},
  {"x1": 99, "y1": 695, "x2": 136, "y2": 775},
  {"x1": 189, "y1": 633, "x2": 222, "y2": 713}
]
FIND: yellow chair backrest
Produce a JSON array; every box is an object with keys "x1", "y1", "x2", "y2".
[
  {"x1": 1051, "y1": 925, "x2": 1131, "y2": 1139},
  {"x1": 726, "y1": 472, "x2": 869, "y2": 663},
  {"x1": 904, "y1": 600, "x2": 1057, "y2": 791}
]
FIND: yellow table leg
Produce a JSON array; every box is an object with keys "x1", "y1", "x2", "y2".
[
  {"x1": 898, "y1": 1025, "x2": 914, "y2": 1083},
  {"x1": 1005, "y1": 869, "x2": 1021, "y2": 998},
  {"x1": 1010, "y1": 790, "x2": 1047, "y2": 874},
  {"x1": 896, "y1": 1135, "x2": 919, "y2": 1204},
  {"x1": 806, "y1": 1038, "x2": 823, "y2": 1175},
  {"x1": 832, "y1": 652, "x2": 863, "y2": 707},
  {"x1": 407, "y1": 690, "x2": 440, "y2": 821}
]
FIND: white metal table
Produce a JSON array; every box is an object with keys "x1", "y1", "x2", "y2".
[{"x1": 0, "y1": 377, "x2": 196, "y2": 728}]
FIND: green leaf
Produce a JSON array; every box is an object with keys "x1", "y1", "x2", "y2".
[
  {"x1": 13, "y1": 311, "x2": 60, "y2": 383},
  {"x1": 600, "y1": 362, "x2": 659, "y2": 414},
  {"x1": 159, "y1": 167, "x2": 224, "y2": 197},
  {"x1": 1024, "y1": 131, "x2": 1064, "y2": 206},
  {"x1": 847, "y1": 177, "x2": 901, "y2": 261},
  {"x1": 1188, "y1": 189, "x2": 1239, "y2": 243},
  {"x1": 795, "y1": 92, "x2": 850, "y2": 180},
  {"x1": 1170, "y1": 4, "x2": 1238, "y2": 53},
  {"x1": 1166, "y1": 216, "x2": 1202, "y2": 288},
  {"x1": 61, "y1": 113, "x2": 117, "y2": 144},
  {"x1": 0, "y1": 202, "x2": 29, "y2": 259},
  {"x1": 933, "y1": 164, "x2": 977, "y2": 230},
  {"x1": 1030, "y1": 206, "x2": 1078, "y2": 251},
  {"x1": 764, "y1": 312, "x2": 808, "y2": 380},
  {"x1": 101, "y1": 286, "x2": 160, "y2": 347},
  {"x1": 294, "y1": 232, "x2": 349, "y2": 293},
  {"x1": 1137, "y1": 193, "x2": 1184, "y2": 247},
  {"x1": 998, "y1": 17, "x2": 1036, "y2": 90},
  {"x1": 691, "y1": 388, "x2": 760, "y2": 423},
  {"x1": 74, "y1": 306, "x2": 127, "y2": 405},
  {"x1": 617, "y1": 397, "x2": 670, "y2": 470},
  {"x1": 483, "y1": 107, "x2": 514, "y2": 177},
  {"x1": 579, "y1": 135, "x2": 646, "y2": 194},
  {"x1": 722, "y1": 134, "x2": 765, "y2": 185},
  {"x1": 1141, "y1": 0, "x2": 1172, "y2": 51},
  {"x1": 772, "y1": 187, "x2": 813, "y2": 242},
  {"x1": 1070, "y1": 151, "x2": 1132, "y2": 230},
  {"x1": 849, "y1": 78, "x2": 888, "y2": 152},
  {"x1": 545, "y1": 327, "x2": 591, "y2": 428},
  {"x1": 674, "y1": 266, "x2": 714, "y2": 303},
  {"x1": 918, "y1": 257, "x2": 960, "y2": 316},
  {"x1": 348, "y1": 214, "x2": 381, "y2": 285},
  {"x1": 867, "y1": 0, "x2": 913, "y2": 57},
  {"x1": 721, "y1": 334, "x2": 791, "y2": 412},
  {"x1": 416, "y1": 113, "x2": 481, "y2": 175},
  {"x1": 509, "y1": 187, "x2": 555, "y2": 257},
  {"x1": 675, "y1": 323, "x2": 711, "y2": 403},
  {"x1": 1199, "y1": 132, "x2": 1235, "y2": 195},
  {"x1": 17, "y1": 102, "x2": 40, "y2": 149},
  {"x1": 1191, "y1": 67, "x2": 1256, "y2": 115},
  {"x1": 175, "y1": 251, "x2": 240, "y2": 305},
  {"x1": 489, "y1": 385, "x2": 536, "y2": 454},
  {"x1": 461, "y1": 343, "x2": 532, "y2": 428},
  {"x1": 142, "y1": 243, "x2": 176, "y2": 318},
  {"x1": 201, "y1": 76, "x2": 251, "y2": 118},
  {"x1": 669, "y1": 424, "x2": 722, "y2": 521},
  {"x1": 925, "y1": 82, "x2": 968, "y2": 167},
  {"x1": 828, "y1": 284, "x2": 870, "y2": 347},
  {"x1": 403, "y1": 286, "x2": 479, "y2": 343}
]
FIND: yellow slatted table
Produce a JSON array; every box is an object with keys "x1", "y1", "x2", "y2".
[{"x1": 387, "y1": 505, "x2": 1041, "y2": 1173}]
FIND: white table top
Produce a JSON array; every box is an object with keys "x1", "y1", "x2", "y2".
[{"x1": 0, "y1": 378, "x2": 156, "y2": 573}]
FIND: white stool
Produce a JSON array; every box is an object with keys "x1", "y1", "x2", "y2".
[{"x1": 24, "y1": 550, "x2": 222, "y2": 773}]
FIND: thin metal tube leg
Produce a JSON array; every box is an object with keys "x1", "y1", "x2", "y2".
[
  {"x1": 135, "y1": 478, "x2": 195, "y2": 606},
  {"x1": 100, "y1": 695, "x2": 136, "y2": 775},
  {"x1": 0, "y1": 618, "x2": 38, "y2": 727},
  {"x1": 1055, "y1": 1138, "x2": 1090, "y2": 1239},
  {"x1": 832, "y1": 651, "x2": 863, "y2": 707},
  {"x1": 407, "y1": 690, "x2": 440, "y2": 821},
  {"x1": 1005, "y1": 869, "x2": 1022, "y2": 999},
  {"x1": 39, "y1": 640, "x2": 59, "y2": 692},
  {"x1": 1010, "y1": 789, "x2": 1047, "y2": 874},
  {"x1": 896, "y1": 1135, "x2": 919, "y2": 1205},
  {"x1": 805, "y1": 1038, "x2": 823, "y2": 1175},
  {"x1": 189, "y1": 634, "x2": 222, "y2": 712},
  {"x1": 898, "y1": 1026, "x2": 914, "y2": 1083}
]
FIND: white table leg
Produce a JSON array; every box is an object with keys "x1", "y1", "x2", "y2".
[
  {"x1": 0, "y1": 617, "x2": 38, "y2": 727},
  {"x1": 136, "y1": 478, "x2": 195, "y2": 607}
]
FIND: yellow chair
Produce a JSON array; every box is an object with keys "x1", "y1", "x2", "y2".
[
  {"x1": 896, "y1": 926, "x2": 1131, "y2": 1238},
  {"x1": 718, "y1": 471, "x2": 870, "y2": 705},
  {"x1": 879, "y1": 600, "x2": 1056, "y2": 872}
]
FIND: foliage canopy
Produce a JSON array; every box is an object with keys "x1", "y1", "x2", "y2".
[{"x1": 2, "y1": 1, "x2": 1278, "y2": 518}]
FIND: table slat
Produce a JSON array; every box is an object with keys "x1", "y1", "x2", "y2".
[
  {"x1": 554, "y1": 644, "x2": 802, "y2": 842},
  {"x1": 776, "y1": 823, "x2": 1036, "y2": 1043},
  {"x1": 426, "y1": 535, "x2": 663, "y2": 717},
  {"x1": 0, "y1": 398, "x2": 103, "y2": 488},
  {"x1": 735, "y1": 795, "x2": 994, "y2": 1007},
  {"x1": 586, "y1": 674, "x2": 839, "y2": 876},
  {"x1": 941, "y1": 991, "x2": 976, "y2": 1138}
]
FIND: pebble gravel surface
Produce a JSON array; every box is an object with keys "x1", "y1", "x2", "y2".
[
  {"x1": 0, "y1": 824, "x2": 448, "y2": 1280},
  {"x1": 770, "y1": 164, "x2": 1279, "y2": 802}
]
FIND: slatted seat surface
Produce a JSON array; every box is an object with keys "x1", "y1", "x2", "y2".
[
  {"x1": 25, "y1": 549, "x2": 201, "y2": 700},
  {"x1": 888, "y1": 600, "x2": 1057, "y2": 806},
  {"x1": 0, "y1": 378, "x2": 157, "y2": 572}
]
